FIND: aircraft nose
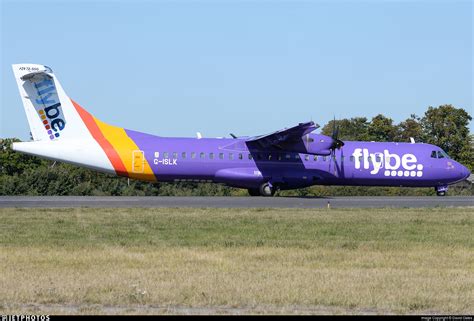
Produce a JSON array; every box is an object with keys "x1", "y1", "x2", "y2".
[
  {"x1": 447, "y1": 162, "x2": 470, "y2": 183},
  {"x1": 453, "y1": 163, "x2": 470, "y2": 182},
  {"x1": 460, "y1": 165, "x2": 470, "y2": 180}
]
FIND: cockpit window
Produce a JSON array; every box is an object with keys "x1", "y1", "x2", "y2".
[
  {"x1": 431, "y1": 150, "x2": 451, "y2": 159},
  {"x1": 438, "y1": 150, "x2": 450, "y2": 159}
]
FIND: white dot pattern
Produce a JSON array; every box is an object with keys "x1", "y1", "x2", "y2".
[{"x1": 381, "y1": 168, "x2": 424, "y2": 177}]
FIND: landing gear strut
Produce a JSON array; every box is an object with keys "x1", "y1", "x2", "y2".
[{"x1": 435, "y1": 185, "x2": 448, "y2": 196}]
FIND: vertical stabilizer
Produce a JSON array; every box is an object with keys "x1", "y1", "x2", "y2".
[{"x1": 12, "y1": 64, "x2": 90, "y2": 141}]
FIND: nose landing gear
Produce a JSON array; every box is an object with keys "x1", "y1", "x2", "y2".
[{"x1": 435, "y1": 185, "x2": 448, "y2": 196}]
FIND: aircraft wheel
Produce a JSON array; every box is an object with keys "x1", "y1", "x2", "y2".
[
  {"x1": 259, "y1": 183, "x2": 275, "y2": 197},
  {"x1": 248, "y1": 188, "x2": 260, "y2": 196},
  {"x1": 435, "y1": 185, "x2": 448, "y2": 196}
]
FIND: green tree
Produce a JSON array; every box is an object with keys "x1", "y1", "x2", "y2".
[
  {"x1": 367, "y1": 114, "x2": 399, "y2": 142},
  {"x1": 397, "y1": 114, "x2": 423, "y2": 143},
  {"x1": 457, "y1": 134, "x2": 474, "y2": 171},
  {"x1": 0, "y1": 138, "x2": 47, "y2": 176},
  {"x1": 321, "y1": 117, "x2": 371, "y2": 141}
]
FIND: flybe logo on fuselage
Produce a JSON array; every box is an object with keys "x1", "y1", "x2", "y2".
[
  {"x1": 33, "y1": 77, "x2": 65, "y2": 140},
  {"x1": 352, "y1": 148, "x2": 423, "y2": 177}
]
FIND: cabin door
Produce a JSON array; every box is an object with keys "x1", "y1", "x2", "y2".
[{"x1": 132, "y1": 150, "x2": 145, "y2": 173}]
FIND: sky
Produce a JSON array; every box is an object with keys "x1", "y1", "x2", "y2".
[{"x1": 1, "y1": 0, "x2": 472, "y2": 140}]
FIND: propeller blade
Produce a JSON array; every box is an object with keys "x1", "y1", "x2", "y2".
[{"x1": 330, "y1": 118, "x2": 344, "y2": 150}]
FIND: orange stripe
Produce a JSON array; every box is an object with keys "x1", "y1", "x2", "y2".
[{"x1": 71, "y1": 99, "x2": 129, "y2": 177}]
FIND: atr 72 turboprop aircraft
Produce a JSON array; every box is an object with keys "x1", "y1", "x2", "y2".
[{"x1": 11, "y1": 64, "x2": 470, "y2": 196}]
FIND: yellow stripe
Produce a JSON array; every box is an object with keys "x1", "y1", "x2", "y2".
[{"x1": 94, "y1": 118, "x2": 156, "y2": 182}]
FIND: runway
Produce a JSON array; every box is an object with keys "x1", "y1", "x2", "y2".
[{"x1": 0, "y1": 196, "x2": 472, "y2": 208}]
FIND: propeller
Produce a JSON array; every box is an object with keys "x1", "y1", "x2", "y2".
[
  {"x1": 329, "y1": 117, "x2": 344, "y2": 177},
  {"x1": 330, "y1": 117, "x2": 344, "y2": 150}
]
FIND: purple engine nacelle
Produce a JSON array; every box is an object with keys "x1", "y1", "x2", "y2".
[{"x1": 275, "y1": 133, "x2": 336, "y2": 156}]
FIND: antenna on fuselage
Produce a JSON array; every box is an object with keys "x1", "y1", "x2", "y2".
[{"x1": 230, "y1": 133, "x2": 237, "y2": 139}]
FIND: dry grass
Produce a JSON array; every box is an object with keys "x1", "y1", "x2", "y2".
[{"x1": 0, "y1": 207, "x2": 473, "y2": 314}]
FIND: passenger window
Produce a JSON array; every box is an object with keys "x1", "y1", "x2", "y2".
[
  {"x1": 229, "y1": 153, "x2": 234, "y2": 160},
  {"x1": 314, "y1": 155, "x2": 318, "y2": 161},
  {"x1": 239, "y1": 153, "x2": 243, "y2": 160},
  {"x1": 341, "y1": 156, "x2": 345, "y2": 161},
  {"x1": 209, "y1": 153, "x2": 214, "y2": 159},
  {"x1": 375, "y1": 155, "x2": 381, "y2": 162},
  {"x1": 277, "y1": 154, "x2": 282, "y2": 161},
  {"x1": 219, "y1": 153, "x2": 224, "y2": 160},
  {"x1": 304, "y1": 155, "x2": 309, "y2": 161},
  {"x1": 173, "y1": 152, "x2": 177, "y2": 159},
  {"x1": 431, "y1": 151, "x2": 437, "y2": 158},
  {"x1": 268, "y1": 154, "x2": 272, "y2": 161},
  {"x1": 200, "y1": 152, "x2": 205, "y2": 159},
  {"x1": 248, "y1": 154, "x2": 253, "y2": 160},
  {"x1": 163, "y1": 152, "x2": 169, "y2": 159},
  {"x1": 285, "y1": 154, "x2": 291, "y2": 160},
  {"x1": 191, "y1": 152, "x2": 196, "y2": 159},
  {"x1": 323, "y1": 156, "x2": 327, "y2": 161},
  {"x1": 350, "y1": 156, "x2": 354, "y2": 162},
  {"x1": 295, "y1": 154, "x2": 300, "y2": 160},
  {"x1": 181, "y1": 152, "x2": 186, "y2": 159}
]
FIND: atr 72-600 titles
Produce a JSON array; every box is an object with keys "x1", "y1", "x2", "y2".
[{"x1": 11, "y1": 64, "x2": 470, "y2": 196}]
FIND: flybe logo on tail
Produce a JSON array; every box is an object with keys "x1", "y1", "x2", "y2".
[
  {"x1": 33, "y1": 77, "x2": 66, "y2": 140},
  {"x1": 352, "y1": 148, "x2": 423, "y2": 177}
]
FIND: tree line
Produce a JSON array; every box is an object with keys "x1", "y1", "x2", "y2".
[{"x1": 1, "y1": 104, "x2": 472, "y2": 196}]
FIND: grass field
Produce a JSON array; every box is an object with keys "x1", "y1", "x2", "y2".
[{"x1": 0, "y1": 207, "x2": 473, "y2": 314}]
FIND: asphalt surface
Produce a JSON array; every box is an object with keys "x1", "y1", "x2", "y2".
[{"x1": 0, "y1": 196, "x2": 472, "y2": 208}]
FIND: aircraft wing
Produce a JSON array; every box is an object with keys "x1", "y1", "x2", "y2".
[{"x1": 245, "y1": 121, "x2": 319, "y2": 150}]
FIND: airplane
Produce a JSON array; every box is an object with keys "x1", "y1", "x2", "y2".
[{"x1": 11, "y1": 64, "x2": 471, "y2": 197}]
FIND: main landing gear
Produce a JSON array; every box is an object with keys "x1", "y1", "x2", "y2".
[
  {"x1": 435, "y1": 185, "x2": 448, "y2": 196},
  {"x1": 248, "y1": 182, "x2": 276, "y2": 197}
]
